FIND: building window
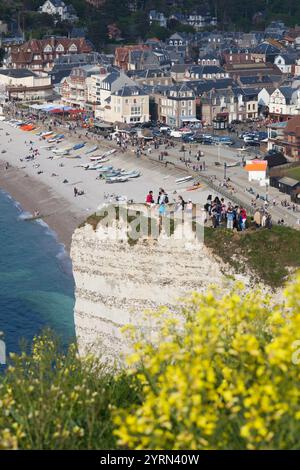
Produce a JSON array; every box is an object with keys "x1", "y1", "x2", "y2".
[{"x1": 131, "y1": 106, "x2": 141, "y2": 115}]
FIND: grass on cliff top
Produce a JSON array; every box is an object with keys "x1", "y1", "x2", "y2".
[
  {"x1": 204, "y1": 224, "x2": 300, "y2": 287},
  {"x1": 81, "y1": 206, "x2": 300, "y2": 287},
  {"x1": 284, "y1": 166, "x2": 300, "y2": 181}
]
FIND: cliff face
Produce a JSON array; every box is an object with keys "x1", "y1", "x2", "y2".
[{"x1": 71, "y1": 214, "x2": 230, "y2": 362}]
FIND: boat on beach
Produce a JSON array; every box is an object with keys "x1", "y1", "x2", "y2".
[
  {"x1": 52, "y1": 147, "x2": 72, "y2": 154},
  {"x1": 120, "y1": 170, "x2": 141, "y2": 178},
  {"x1": 85, "y1": 145, "x2": 98, "y2": 154},
  {"x1": 73, "y1": 143, "x2": 85, "y2": 151},
  {"x1": 89, "y1": 148, "x2": 117, "y2": 161},
  {"x1": 176, "y1": 176, "x2": 193, "y2": 184},
  {"x1": 41, "y1": 131, "x2": 54, "y2": 138},
  {"x1": 186, "y1": 182, "x2": 202, "y2": 191},
  {"x1": 41, "y1": 144, "x2": 55, "y2": 149},
  {"x1": 106, "y1": 176, "x2": 129, "y2": 183}
]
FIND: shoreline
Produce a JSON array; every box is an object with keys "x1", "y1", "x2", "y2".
[
  {"x1": 0, "y1": 165, "x2": 85, "y2": 251},
  {"x1": 0, "y1": 120, "x2": 214, "y2": 253}
]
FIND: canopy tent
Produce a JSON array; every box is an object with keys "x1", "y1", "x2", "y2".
[{"x1": 29, "y1": 103, "x2": 76, "y2": 113}]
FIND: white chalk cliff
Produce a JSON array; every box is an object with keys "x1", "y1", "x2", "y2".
[{"x1": 70, "y1": 207, "x2": 232, "y2": 362}]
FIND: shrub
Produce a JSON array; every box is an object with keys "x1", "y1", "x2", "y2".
[
  {"x1": 114, "y1": 273, "x2": 300, "y2": 450},
  {"x1": 0, "y1": 332, "x2": 140, "y2": 449}
]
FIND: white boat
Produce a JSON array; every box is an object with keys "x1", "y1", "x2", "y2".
[
  {"x1": 175, "y1": 176, "x2": 193, "y2": 184},
  {"x1": 89, "y1": 148, "x2": 117, "y2": 161},
  {"x1": 65, "y1": 154, "x2": 81, "y2": 159},
  {"x1": 120, "y1": 170, "x2": 141, "y2": 178},
  {"x1": 106, "y1": 176, "x2": 128, "y2": 183},
  {"x1": 41, "y1": 144, "x2": 55, "y2": 149},
  {"x1": 85, "y1": 145, "x2": 98, "y2": 155},
  {"x1": 89, "y1": 155, "x2": 106, "y2": 162},
  {"x1": 52, "y1": 147, "x2": 72, "y2": 154},
  {"x1": 41, "y1": 131, "x2": 53, "y2": 138}
]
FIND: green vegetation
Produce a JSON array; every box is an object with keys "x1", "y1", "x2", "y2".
[
  {"x1": 204, "y1": 224, "x2": 300, "y2": 287},
  {"x1": 284, "y1": 166, "x2": 300, "y2": 182},
  {"x1": 1, "y1": 272, "x2": 300, "y2": 449},
  {"x1": 3, "y1": 0, "x2": 300, "y2": 45},
  {"x1": 0, "y1": 331, "x2": 141, "y2": 450}
]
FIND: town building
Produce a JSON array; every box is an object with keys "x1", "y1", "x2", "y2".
[
  {"x1": 244, "y1": 160, "x2": 268, "y2": 183},
  {"x1": 149, "y1": 11, "x2": 167, "y2": 28},
  {"x1": 200, "y1": 87, "x2": 243, "y2": 125},
  {"x1": 267, "y1": 115, "x2": 300, "y2": 159},
  {"x1": 0, "y1": 20, "x2": 8, "y2": 35},
  {"x1": 90, "y1": 70, "x2": 137, "y2": 118},
  {"x1": 153, "y1": 83, "x2": 196, "y2": 127},
  {"x1": 85, "y1": 0, "x2": 105, "y2": 7},
  {"x1": 128, "y1": 69, "x2": 172, "y2": 87},
  {"x1": 0, "y1": 68, "x2": 53, "y2": 101},
  {"x1": 274, "y1": 53, "x2": 297, "y2": 74},
  {"x1": 198, "y1": 54, "x2": 220, "y2": 66},
  {"x1": 60, "y1": 64, "x2": 103, "y2": 108},
  {"x1": 8, "y1": 38, "x2": 93, "y2": 72},
  {"x1": 38, "y1": 0, "x2": 78, "y2": 22},
  {"x1": 101, "y1": 85, "x2": 149, "y2": 124},
  {"x1": 269, "y1": 86, "x2": 300, "y2": 120},
  {"x1": 186, "y1": 64, "x2": 229, "y2": 80}
]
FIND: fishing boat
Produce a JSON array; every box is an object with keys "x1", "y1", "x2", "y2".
[
  {"x1": 104, "y1": 171, "x2": 121, "y2": 178},
  {"x1": 120, "y1": 170, "x2": 141, "y2": 178},
  {"x1": 106, "y1": 176, "x2": 128, "y2": 183},
  {"x1": 89, "y1": 157, "x2": 110, "y2": 165},
  {"x1": 52, "y1": 147, "x2": 72, "y2": 154},
  {"x1": 97, "y1": 166, "x2": 114, "y2": 173},
  {"x1": 73, "y1": 143, "x2": 85, "y2": 151},
  {"x1": 85, "y1": 145, "x2": 98, "y2": 155},
  {"x1": 175, "y1": 176, "x2": 193, "y2": 184},
  {"x1": 85, "y1": 160, "x2": 110, "y2": 170},
  {"x1": 41, "y1": 131, "x2": 54, "y2": 138},
  {"x1": 65, "y1": 154, "x2": 81, "y2": 159},
  {"x1": 41, "y1": 144, "x2": 55, "y2": 149}
]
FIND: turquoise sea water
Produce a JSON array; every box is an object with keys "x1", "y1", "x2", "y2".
[{"x1": 0, "y1": 190, "x2": 75, "y2": 361}]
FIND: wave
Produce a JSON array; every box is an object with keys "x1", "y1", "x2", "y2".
[
  {"x1": 17, "y1": 210, "x2": 33, "y2": 220},
  {"x1": 1, "y1": 189, "x2": 73, "y2": 278}
]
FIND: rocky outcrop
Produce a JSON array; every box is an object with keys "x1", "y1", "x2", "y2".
[{"x1": 71, "y1": 208, "x2": 233, "y2": 362}]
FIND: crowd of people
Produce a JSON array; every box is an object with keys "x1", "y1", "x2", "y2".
[
  {"x1": 145, "y1": 189, "x2": 193, "y2": 217},
  {"x1": 204, "y1": 195, "x2": 249, "y2": 230}
]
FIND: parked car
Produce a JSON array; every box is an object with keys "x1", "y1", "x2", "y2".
[{"x1": 245, "y1": 140, "x2": 260, "y2": 147}]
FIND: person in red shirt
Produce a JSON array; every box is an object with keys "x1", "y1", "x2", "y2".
[{"x1": 146, "y1": 190, "x2": 154, "y2": 204}]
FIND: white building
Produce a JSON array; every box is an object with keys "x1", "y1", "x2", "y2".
[
  {"x1": 274, "y1": 54, "x2": 296, "y2": 74},
  {"x1": 90, "y1": 71, "x2": 137, "y2": 120},
  {"x1": 38, "y1": 0, "x2": 78, "y2": 22},
  {"x1": 149, "y1": 10, "x2": 167, "y2": 28},
  {"x1": 0, "y1": 69, "x2": 53, "y2": 101},
  {"x1": 244, "y1": 160, "x2": 268, "y2": 184},
  {"x1": 269, "y1": 86, "x2": 300, "y2": 117}
]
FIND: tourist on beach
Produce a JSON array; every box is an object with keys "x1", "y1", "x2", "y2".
[{"x1": 74, "y1": 187, "x2": 78, "y2": 197}]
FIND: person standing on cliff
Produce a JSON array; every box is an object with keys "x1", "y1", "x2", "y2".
[{"x1": 146, "y1": 190, "x2": 154, "y2": 205}]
